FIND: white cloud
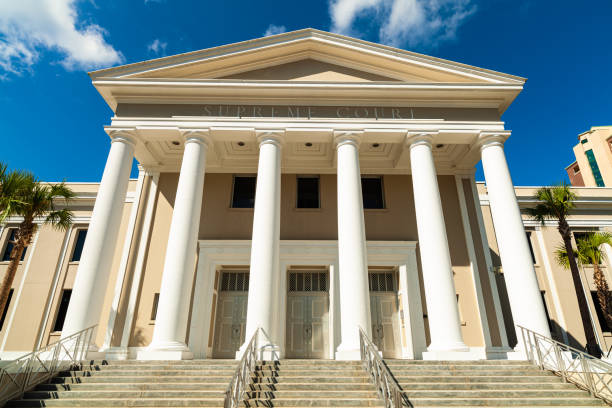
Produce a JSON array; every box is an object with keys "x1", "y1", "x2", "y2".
[
  {"x1": 147, "y1": 38, "x2": 167, "y2": 55},
  {"x1": 264, "y1": 24, "x2": 287, "y2": 37},
  {"x1": 0, "y1": 0, "x2": 123, "y2": 77},
  {"x1": 329, "y1": 0, "x2": 476, "y2": 48}
]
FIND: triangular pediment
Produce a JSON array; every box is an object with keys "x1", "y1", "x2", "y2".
[
  {"x1": 218, "y1": 59, "x2": 400, "y2": 82},
  {"x1": 90, "y1": 29, "x2": 525, "y2": 85}
]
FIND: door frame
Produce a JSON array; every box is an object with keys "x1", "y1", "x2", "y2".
[{"x1": 191, "y1": 240, "x2": 424, "y2": 359}]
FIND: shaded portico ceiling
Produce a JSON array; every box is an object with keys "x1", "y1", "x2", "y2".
[{"x1": 89, "y1": 28, "x2": 525, "y2": 113}]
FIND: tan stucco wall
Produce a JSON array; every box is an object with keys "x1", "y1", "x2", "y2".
[
  {"x1": 127, "y1": 172, "x2": 487, "y2": 348},
  {"x1": 0, "y1": 180, "x2": 139, "y2": 353}
]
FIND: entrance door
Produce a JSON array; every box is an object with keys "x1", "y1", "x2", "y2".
[
  {"x1": 286, "y1": 271, "x2": 329, "y2": 359},
  {"x1": 212, "y1": 271, "x2": 249, "y2": 359},
  {"x1": 369, "y1": 271, "x2": 401, "y2": 358}
]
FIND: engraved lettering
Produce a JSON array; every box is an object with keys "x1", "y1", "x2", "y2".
[
  {"x1": 253, "y1": 106, "x2": 262, "y2": 117},
  {"x1": 392, "y1": 108, "x2": 402, "y2": 119},
  {"x1": 203, "y1": 105, "x2": 212, "y2": 116},
  {"x1": 336, "y1": 107, "x2": 350, "y2": 118}
]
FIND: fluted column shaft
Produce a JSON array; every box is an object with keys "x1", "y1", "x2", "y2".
[
  {"x1": 144, "y1": 131, "x2": 209, "y2": 359},
  {"x1": 335, "y1": 132, "x2": 371, "y2": 360},
  {"x1": 244, "y1": 132, "x2": 283, "y2": 353},
  {"x1": 480, "y1": 133, "x2": 551, "y2": 346},
  {"x1": 62, "y1": 133, "x2": 135, "y2": 339},
  {"x1": 408, "y1": 134, "x2": 467, "y2": 353}
]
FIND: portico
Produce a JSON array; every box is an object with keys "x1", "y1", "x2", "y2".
[{"x1": 61, "y1": 29, "x2": 550, "y2": 361}]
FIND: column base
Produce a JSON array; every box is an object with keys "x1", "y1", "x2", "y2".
[
  {"x1": 138, "y1": 341, "x2": 194, "y2": 360},
  {"x1": 102, "y1": 346, "x2": 129, "y2": 361},
  {"x1": 422, "y1": 342, "x2": 473, "y2": 360}
]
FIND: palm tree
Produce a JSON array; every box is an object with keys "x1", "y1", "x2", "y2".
[
  {"x1": 0, "y1": 169, "x2": 74, "y2": 319},
  {"x1": 528, "y1": 182, "x2": 601, "y2": 357},
  {"x1": 556, "y1": 232, "x2": 612, "y2": 329}
]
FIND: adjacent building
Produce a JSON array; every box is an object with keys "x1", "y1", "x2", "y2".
[
  {"x1": 1, "y1": 29, "x2": 611, "y2": 361},
  {"x1": 567, "y1": 126, "x2": 612, "y2": 187}
]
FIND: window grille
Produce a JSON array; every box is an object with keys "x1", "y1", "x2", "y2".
[
  {"x1": 369, "y1": 272, "x2": 395, "y2": 292},
  {"x1": 220, "y1": 271, "x2": 249, "y2": 291},
  {"x1": 288, "y1": 272, "x2": 328, "y2": 292}
]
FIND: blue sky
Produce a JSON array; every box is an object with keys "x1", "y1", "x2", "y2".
[{"x1": 0, "y1": 0, "x2": 611, "y2": 185}]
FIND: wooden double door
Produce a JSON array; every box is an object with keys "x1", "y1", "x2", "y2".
[{"x1": 285, "y1": 271, "x2": 330, "y2": 359}]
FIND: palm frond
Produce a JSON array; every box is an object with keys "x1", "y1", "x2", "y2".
[
  {"x1": 45, "y1": 209, "x2": 73, "y2": 231},
  {"x1": 555, "y1": 243, "x2": 580, "y2": 269}
]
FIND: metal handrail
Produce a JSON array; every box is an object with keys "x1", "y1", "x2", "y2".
[
  {"x1": 224, "y1": 328, "x2": 279, "y2": 408},
  {"x1": 359, "y1": 328, "x2": 403, "y2": 408},
  {"x1": 0, "y1": 324, "x2": 97, "y2": 405},
  {"x1": 518, "y1": 325, "x2": 612, "y2": 404}
]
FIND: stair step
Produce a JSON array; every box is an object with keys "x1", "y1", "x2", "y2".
[
  {"x1": 50, "y1": 376, "x2": 233, "y2": 383},
  {"x1": 60, "y1": 370, "x2": 235, "y2": 376},
  {"x1": 6, "y1": 399, "x2": 224, "y2": 407},
  {"x1": 401, "y1": 397, "x2": 604, "y2": 406},
  {"x1": 396, "y1": 375, "x2": 563, "y2": 383},
  {"x1": 240, "y1": 398, "x2": 383, "y2": 407}
]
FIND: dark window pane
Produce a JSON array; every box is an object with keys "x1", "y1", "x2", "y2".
[
  {"x1": 70, "y1": 230, "x2": 87, "y2": 262},
  {"x1": 231, "y1": 176, "x2": 256, "y2": 208},
  {"x1": 151, "y1": 293, "x2": 160, "y2": 320},
  {"x1": 0, "y1": 289, "x2": 14, "y2": 331},
  {"x1": 591, "y1": 291, "x2": 611, "y2": 332},
  {"x1": 297, "y1": 177, "x2": 319, "y2": 208},
  {"x1": 362, "y1": 177, "x2": 384, "y2": 209},
  {"x1": 540, "y1": 291, "x2": 554, "y2": 332},
  {"x1": 526, "y1": 232, "x2": 536, "y2": 264},
  {"x1": 2, "y1": 229, "x2": 26, "y2": 262},
  {"x1": 52, "y1": 289, "x2": 72, "y2": 332}
]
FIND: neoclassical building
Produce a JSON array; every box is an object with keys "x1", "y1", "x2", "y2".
[{"x1": 1, "y1": 29, "x2": 611, "y2": 361}]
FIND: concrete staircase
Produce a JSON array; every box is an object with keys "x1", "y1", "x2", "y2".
[
  {"x1": 245, "y1": 360, "x2": 383, "y2": 407},
  {"x1": 5, "y1": 359, "x2": 609, "y2": 407},
  {"x1": 385, "y1": 359, "x2": 606, "y2": 407},
  {"x1": 6, "y1": 360, "x2": 237, "y2": 407}
]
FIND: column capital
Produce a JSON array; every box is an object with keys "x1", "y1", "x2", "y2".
[
  {"x1": 108, "y1": 129, "x2": 137, "y2": 147},
  {"x1": 477, "y1": 131, "x2": 511, "y2": 151},
  {"x1": 333, "y1": 131, "x2": 363, "y2": 148},
  {"x1": 256, "y1": 130, "x2": 285, "y2": 147},
  {"x1": 180, "y1": 129, "x2": 212, "y2": 146},
  {"x1": 405, "y1": 132, "x2": 437, "y2": 148}
]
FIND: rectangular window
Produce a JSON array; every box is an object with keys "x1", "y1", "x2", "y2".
[
  {"x1": 151, "y1": 293, "x2": 160, "y2": 320},
  {"x1": 70, "y1": 230, "x2": 87, "y2": 262},
  {"x1": 296, "y1": 176, "x2": 320, "y2": 208},
  {"x1": 231, "y1": 176, "x2": 256, "y2": 208},
  {"x1": 526, "y1": 231, "x2": 537, "y2": 264},
  {"x1": 581, "y1": 139, "x2": 588, "y2": 144},
  {"x1": 585, "y1": 149, "x2": 605, "y2": 187},
  {"x1": 591, "y1": 291, "x2": 611, "y2": 332},
  {"x1": 0, "y1": 289, "x2": 14, "y2": 331},
  {"x1": 2, "y1": 229, "x2": 26, "y2": 262},
  {"x1": 52, "y1": 289, "x2": 72, "y2": 332},
  {"x1": 362, "y1": 176, "x2": 385, "y2": 209}
]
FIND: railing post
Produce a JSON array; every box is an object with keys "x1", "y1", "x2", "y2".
[
  {"x1": 581, "y1": 356, "x2": 596, "y2": 397},
  {"x1": 554, "y1": 342, "x2": 567, "y2": 382}
]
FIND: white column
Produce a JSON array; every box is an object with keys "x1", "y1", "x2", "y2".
[
  {"x1": 479, "y1": 133, "x2": 551, "y2": 350},
  {"x1": 407, "y1": 134, "x2": 468, "y2": 358},
  {"x1": 243, "y1": 131, "x2": 283, "y2": 358},
  {"x1": 62, "y1": 132, "x2": 135, "y2": 340},
  {"x1": 334, "y1": 132, "x2": 371, "y2": 360},
  {"x1": 140, "y1": 131, "x2": 210, "y2": 360}
]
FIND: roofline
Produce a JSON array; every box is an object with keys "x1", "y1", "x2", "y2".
[{"x1": 89, "y1": 28, "x2": 526, "y2": 84}]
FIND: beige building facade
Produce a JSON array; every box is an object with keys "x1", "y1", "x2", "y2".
[{"x1": 2, "y1": 29, "x2": 612, "y2": 361}]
